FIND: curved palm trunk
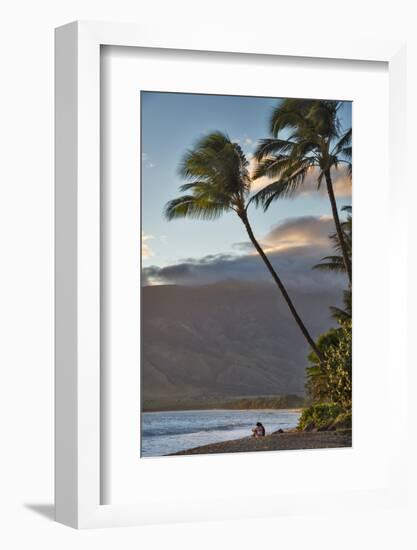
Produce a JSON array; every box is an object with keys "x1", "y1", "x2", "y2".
[
  {"x1": 324, "y1": 170, "x2": 352, "y2": 285},
  {"x1": 239, "y1": 212, "x2": 324, "y2": 362}
]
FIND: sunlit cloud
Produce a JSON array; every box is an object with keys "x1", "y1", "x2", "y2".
[
  {"x1": 142, "y1": 232, "x2": 154, "y2": 258},
  {"x1": 248, "y1": 158, "x2": 351, "y2": 199},
  {"x1": 248, "y1": 155, "x2": 273, "y2": 193},
  {"x1": 234, "y1": 215, "x2": 335, "y2": 255},
  {"x1": 262, "y1": 215, "x2": 334, "y2": 253}
]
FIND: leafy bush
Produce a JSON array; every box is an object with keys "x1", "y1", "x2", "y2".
[
  {"x1": 331, "y1": 412, "x2": 352, "y2": 430},
  {"x1": 306, "y1": 319, "x2": 352, "y2": 411},
  {"x1": 298, "y1": 402, "x2": 343, "y2": 431},
  {"x1": 306, "y1": 328, "x2": 342, "y2": 403}
]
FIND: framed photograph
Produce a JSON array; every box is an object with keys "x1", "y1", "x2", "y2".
[{"x1": 55, "y1": 21, "x2": 407, "y2": 528}]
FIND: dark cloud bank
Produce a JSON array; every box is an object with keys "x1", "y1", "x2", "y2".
[{"x1": 143, "y1": 215, "x2": 346, "y2": 292}]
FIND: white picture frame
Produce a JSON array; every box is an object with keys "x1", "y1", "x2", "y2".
[{"x1": 55, "y1": 20, "x2": 407, "y2": 529}]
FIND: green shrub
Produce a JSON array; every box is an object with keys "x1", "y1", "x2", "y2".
[
  {"x1": 298, "y1": 402, "x2": 343, "y2": 431},
  {"x1": 331, "y1": 412, "x2": 352, "y2": 430},
  {"x1": 306, "y1": 320, "x2": 352, "y2": 411}
]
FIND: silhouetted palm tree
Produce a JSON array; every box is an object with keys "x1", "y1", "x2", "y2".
[
  {"x1": 252, "y1": 99, "x2": 352, "y2": 284},
  {"x1": 329, "y1": 290, "x2": 351, "y2": 323},
  {"x1": 314, "y1": 206, "x2": 352, "y2": 274},
  {"x1": 314, "y1": 206, "x2": 352, "y2": 322},
  {"x1": 164, "y1": 131, "x2": 323, "y2": 360}
]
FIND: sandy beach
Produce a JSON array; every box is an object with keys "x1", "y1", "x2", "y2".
[{"x1": 168, "y1": 429, "x2": 352, "y2": 456}]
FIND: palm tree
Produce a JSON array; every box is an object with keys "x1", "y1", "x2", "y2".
[
  {"x1": 252, "y1": 99, "x2": 352, "y2": 285},
  {"x1": 329, "y1": 290, "x2": 351, "y2": 323},
  {"x1": 314, "y1": 206, "x2": 352, "y2": 274},
  {"x1": 314, "y1": 205, "x2": 352, "y2": 322},
  {"x1": 164, "y1": 131, "x2": 323, "y2": 360}
]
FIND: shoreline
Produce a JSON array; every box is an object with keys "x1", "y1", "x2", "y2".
[
  {"x1": 167, "y1": 429, "x2": 352, "y2": 456},
  {"x1": 142, "y1": 395, "x2": 306, "y2": 413},
  {"x1": 143, "y1": 407, "x2": 304, "y2": 414}
]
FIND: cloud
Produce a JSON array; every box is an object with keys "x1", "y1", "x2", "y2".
[
  {"x1": 233, "y1": 214, "x2": 335, "y2": 253},
  {"x1": 248, "y1": 154, "x2": 274, "y2": 193},
  {"x1": 143, "y1": 216, "x2": 346, "y2": 291},
  {"x1": 263, "y1": 215, "x2": 335, "y2": 251},
  {"x1": 142, "y1": 152, "x2": 155, "y2": 169},
  {"x1": 142, "y1": 232, "x2": 154, "y2": 258},
  {"x1": 249, "y1": 159, "x2": 351, "y2": 199},
  {"x1": 295, "y1": 167, "x2": 351, "y2": 199},
  {"x1": 327, "y1": 171, "x2": 351, "y2": 198},
  {"x1": 232, "y1": 136, "x2": 255, "y2": 151}
]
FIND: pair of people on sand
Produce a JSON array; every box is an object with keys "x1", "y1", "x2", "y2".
[{"x1": 251, "y1": 421, "x2": 265, "y2": 438}]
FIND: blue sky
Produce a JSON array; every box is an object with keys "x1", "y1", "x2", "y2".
[{"x1": 141, "y1": 91, "x2": 352, "y2": 281}]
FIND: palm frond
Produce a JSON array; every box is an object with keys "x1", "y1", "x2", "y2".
[
  {"x1": 269, "y1": 98, "x2": 315, "y2": 136},
  {"x1": 313, "y1": 255, "x2": 346, "y2": 272},
  {"x1": 252, "y1": 155, "x2": 306, "y2": 181},
  {"x1": 332, "y1": 128, "x2": 352, "y2": 155},
  {"x1": 330, "y1": 290, "x2": 352, "y2": 322},
  {"x1": 270, "y1": 98, "x2": 342, "y2": 140},
  {"x1": 165, "y1": 131, "x2": 251, "y2": 223},
  {"x1": 307, "y1": 100, "x2": 341, "y2": 140},
  {"x1": 164, "y1": 195, "x2": 227, "y2": 221},
  {"x1": 341, "y1": 146, "x2": 352, "y2": 161},
  {"x1": 254, "y1": 138, "x2": 298, "y2": 161},
  {"x1": 313, "y1": 207, "x2": 352, "y2": 272},
  {"x1": 330, "y1": 306, "x2": 351, "y2": 322},
  {"x1": 250, "y1": 162, "x2": 310, "y2": 210}
]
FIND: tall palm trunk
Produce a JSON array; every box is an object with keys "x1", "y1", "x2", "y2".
[
  {"x1": 239, "y1": 212, "x2": 324, "y2": 362},
  {"x1": 324, "y1": 170, "x2": 352, "y2": 285}
]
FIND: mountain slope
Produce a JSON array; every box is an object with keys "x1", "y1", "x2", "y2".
[{"x1": 142, "y1": 281, "x2": 341, "y2": 409}]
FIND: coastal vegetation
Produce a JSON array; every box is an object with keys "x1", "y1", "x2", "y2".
[
  {"x1": 143, "y1": 394, "x2": 305, "y2": 413},
  {"x1": 220, "y1": 394, "x2": 305, "y2": 410},
  {"x1": 298, "y1": 403, "x2": 352, "y2": 432},
  {"x1": 300, "y1": 205, "x2": 352, "y2": 430}
]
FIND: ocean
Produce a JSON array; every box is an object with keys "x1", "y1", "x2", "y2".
[{"x1": 141, "y1": 409, "x2": 301, "y2": 457}]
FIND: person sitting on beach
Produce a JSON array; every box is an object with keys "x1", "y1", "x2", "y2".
[{"x1": 251, "y1": 422, "x2": 265, "y2": 437}]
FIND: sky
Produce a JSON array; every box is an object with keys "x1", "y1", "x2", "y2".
[{"x1": 141, "y1": 91, "x2": 352, "y2": 289}]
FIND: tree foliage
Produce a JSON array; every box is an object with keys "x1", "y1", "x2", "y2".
[
  {"x1": 306, "y1": 319, "x2": 352, "y2": 412},
  {"x1": 251, "y1": 100, "x2": 352, "y2": 208},
  {"x1": 165, "y1": 131, "x2": 250, "y2": 220},
  {"x1": 251, "y1": 99, "x2": 352, "y2": 282}
]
